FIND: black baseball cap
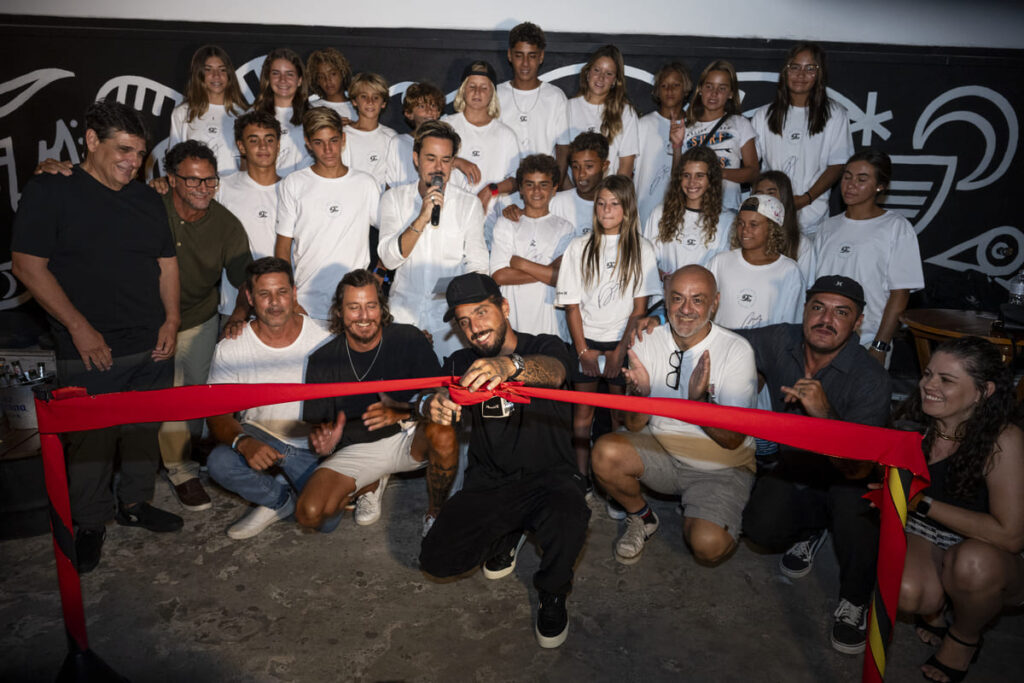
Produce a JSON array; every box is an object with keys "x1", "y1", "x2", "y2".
[
  {"x1": 461, "y1": 60, "x2": 498, "y2": 86},
  {"x1": 806, "y1": 275, "x2": 866, "y2": 312},
  {"x1": 443, "y1": 273, "x2": 501, "y2": 322}
]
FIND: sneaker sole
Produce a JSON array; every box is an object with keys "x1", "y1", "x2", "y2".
[
  {"x1": 779, "y1": 558, "x2": 814, "y2": 579},
  {"x1": 483, "y1": 534, "x2": 527, "y2": 580},
  {"x1": 830, "y1": 635, "x2": 866, "y2": 655},
  {"x1": 535, "y1": 622, "x2": 568, "y2": 648},
  {"x1": 227, "y1": 518, "x2": 282, "y2": 540},
  {"x1": 163, "y1": 472, "x2": 213, "y2": 511},
  {"x1": 614, "y1": 549, "x2": 644, "y2": 566}
]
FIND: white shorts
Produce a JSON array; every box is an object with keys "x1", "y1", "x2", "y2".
[{"x1": 316, "y1": 426, "x2": 423, "y2": 490}]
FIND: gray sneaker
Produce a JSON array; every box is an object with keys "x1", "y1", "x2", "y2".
[{"x1": 614, "y1": 511, "x2": 659, "y2": 565}]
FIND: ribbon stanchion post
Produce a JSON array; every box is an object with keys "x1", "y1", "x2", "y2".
[{"x1": 33, "y1": 377, "x2": 927, "y2": 682}]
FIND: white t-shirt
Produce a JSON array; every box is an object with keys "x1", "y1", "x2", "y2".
[
  {"x1": 555, "y1": 233, "x2": 660, "y2": 343},
  {"x1": 312, "y1": 98, "x2": 358, "y2": 121},
  {"x1": 496, "y1": 81, "x2": 569, "y2": 156},
  {"x1": 207, "y1": 315, "x2": 331, "y2": 448},
  {"x1": 814, "y1": 210, "x2": 925, "y2": 345},
  {"x1": 642, "y1": 206, "x2": 735, "y2": 274},
  {"x1": 635, "y1": 111, "x2": 677, "y2": 226},
  {"x1": 275, "y1": 167, "x2": 381, "y2": 320},
  {"x1": 708, "y1": 249, "x2": 805, "y2": 330},
  {"x1": 748, "y1": 102, "x2": 853, "y2": 235},
  {"x1": 682, "y1": 115, "x2": 756, "y2": 211},
  {"x1": 169, "y1": 102, "x2": 240, "y2": 175},
  {"x1": 490, "y1": 212, "x2": 575, "y2": 340},
  {"x1": 550, "y1": 189, "x2": 595, "y2": 239},
  {"x1": 215, "y1": 172, "x2": 281, "y2": 315},
  {"x1": 274, "y1": 106, "x2": 312, "y2": 176},
  {"x1": 377, "y1": 182, "x2": 489, "y2": 360},
  {"x1": 341, "y1": 124, "x2": 397, "y2": 192},
  {"x1": 442, "y1": 112, "x2": 522, "y2": 196},
  {"x1": 559, "y1": 98, "x2": 640, "y2": 176},
  {"x1": 631, "y1": 323, "x2": 757, "y2": 470},
  {"x1": 384, "y1": 132, "x2": 416, "y2": 188}
]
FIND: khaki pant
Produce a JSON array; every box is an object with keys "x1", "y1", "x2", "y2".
[{"x1": 158, "y1": 314, "x2": 219, "y2": 484}]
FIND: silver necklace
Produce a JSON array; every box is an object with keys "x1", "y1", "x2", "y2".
[
  {"x1": 511, "y1": 84, "x2": 541, "y2": 117},
  {"x1": 345, "y1": 335, "x2": 383, "y2": 382}
]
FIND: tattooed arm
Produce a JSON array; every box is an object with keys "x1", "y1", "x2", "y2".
[{"x1": 458, "y1": 354, "x2": 566, "y2": 391}]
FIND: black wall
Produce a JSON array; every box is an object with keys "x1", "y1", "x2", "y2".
[{"x1": 2, "y1": 14, "x2": 1023, "y2": 315}]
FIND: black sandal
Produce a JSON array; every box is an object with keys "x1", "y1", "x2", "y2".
[
  {"x1": 922, "y1": 630, "x2": 982, "y2": 683},
  {"x1": 915, "y1": 614, "x2": 948, "y2": 645}
]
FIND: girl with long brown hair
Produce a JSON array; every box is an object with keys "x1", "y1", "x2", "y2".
[{"x1": 252, "y1": 48, "x2": 311, "y2": 175}]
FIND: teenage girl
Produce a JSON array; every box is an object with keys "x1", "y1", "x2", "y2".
[
  {"x1": 169, "y1": 45, "x2": 248, "y2": 175},
  {"x1": 556, "y1": 175, "x2": 660, "y2": 483},
  {"x1": 253, "y1": 48, "x2": 311, "y2": 175}
]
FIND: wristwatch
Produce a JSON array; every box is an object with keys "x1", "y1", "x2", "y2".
[
  {"x1": 488, "y1": 182, "x2": 500, "y2": 197},
  {"x1": 230, "y1": 432, "x2": 248, "y2": 453},
  {"x1": 870, "y1": 339, "x2": 892, "y2": 352},
  {"x1": 508, "y1": 353, "x2": 525, "y2": 380}
]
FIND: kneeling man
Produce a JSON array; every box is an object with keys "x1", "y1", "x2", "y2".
[
  {"x1": 296, "y1": 269, "x2": 458, "y2": 532},
  {"x1": 592, "y1": 265, "x2": 758, "y2": 566}
]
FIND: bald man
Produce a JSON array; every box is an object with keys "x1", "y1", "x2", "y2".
[{"x1": 591, "y1": 265, "x2": 758, "y2": 566}]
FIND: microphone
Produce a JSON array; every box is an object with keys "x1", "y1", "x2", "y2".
[{"x1": 429, "y1": 173, "x2": 444, "y2": 226}]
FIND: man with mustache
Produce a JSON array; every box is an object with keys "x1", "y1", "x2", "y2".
[
  {"x1": 737, "y1": 275, "x2": 891, "y2": 655},
  {"x1": 419, "y1": 273, "x2": 590, "y2": 649}
]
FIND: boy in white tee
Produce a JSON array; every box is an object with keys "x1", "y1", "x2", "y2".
[
  {"x1": 385, "y1": 82, "x2": 444, "y2": 189},
  {"x1": 341, "y1": 72, "x2": 397, "y2": 192}
]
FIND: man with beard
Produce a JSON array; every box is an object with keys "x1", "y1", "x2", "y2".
[
  {"x1": 738, "y1": 275, "x2": 890, "y2": 655},
  {"x1": 160, "y1": 140, "x2": 253, "y2": 512},
  {"x1": 419, "y1": 273, "x2": 589, "y2": 649},
  {"x1": 295, "y1": 269, "x2": 458, "y2": 533},
  {"x1": 591, "y1": 265, "x2": 758, "y2": 567},
  {"x1": 205, "y1": 257, "x2": 331, "y2": 538}
]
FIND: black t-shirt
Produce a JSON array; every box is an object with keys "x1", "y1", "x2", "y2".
[
  {"x1": 303, "y1": 323, "x2": 441, "y2": 447},
  {"x1": 446, "y1": 333, "x2": 576, "y2": 490},
  {"x1": 11, "y1": 167, "x2": 174, "y2": 359}
]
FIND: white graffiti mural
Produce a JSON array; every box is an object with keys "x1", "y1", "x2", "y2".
[{"x1": 1, "y1": 58, "x2": 1019, "y2": 311}]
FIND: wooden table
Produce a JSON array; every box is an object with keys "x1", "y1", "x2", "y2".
[{"x1": 900, "y1": 308, "x2": 1024, "y2": 387}]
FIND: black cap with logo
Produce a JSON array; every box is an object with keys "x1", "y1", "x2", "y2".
[
  {"x1": 443, "y1": 272, "x2": 502, "y2": 322},
  {"x1": 806, "y1": 275, "x2": 866, "y2": 311}
]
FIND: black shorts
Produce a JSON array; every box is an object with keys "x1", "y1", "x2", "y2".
[{"x1": 570, "y1": 338, "x2": 626, "y2": 386}]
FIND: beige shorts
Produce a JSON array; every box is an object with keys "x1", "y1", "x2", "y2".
[{"x1": 316, "y1": 426, "x2": 424, "y2": 490}]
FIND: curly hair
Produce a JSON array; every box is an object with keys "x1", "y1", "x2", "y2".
[
  {"x1": 767, "y1": 42, "x2": 832, "y2": 137},
  {"x1": 576, "y1": 45, "x2": 633, "y2": 145},
  {"x1": 753, "y1": 171, "x2": 800, "y2": 260},
  {"x1": 328, "y1": 269, "x2": 393, "y2": 336},
  {"x1": 182, "y1": 45, "x2": 248, "y2": 122},
  {"x1": 515, "y1": 153, "x2": 559, "y2": 188},
  {"x1": 582, "y1": 175, "x2": 644, "y2": 295},
  {"x1": 658, "y1": 146, "x2": 723, "y2": 247},
  {"x1": 306, "y1": 48, "x2": 352, "y2": 99},
  {"x1": 730, "y1": 196, "x2": 785, "y2": 257},
  {"x1": 253, "y1": 48, "x2": 308, "y2": 126},
  {"x1": 895, "y1": 336, "x2": 1019, "y2": 502}
]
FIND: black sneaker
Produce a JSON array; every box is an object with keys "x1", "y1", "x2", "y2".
[
  {"x1": 75, "y1": 527, "x2": 105, "y2": 574},
  {"x1": 780, "y1": 529, "x2": 829, "y2": 579},
  {"x1": 115, "y1": 502, "x2": 184, "y2": 532},
  {"x1": 535, "y1": 591, "x2": 568, "y2": 648},
  {"x1": 483, "y1": 532, "x2": 527, "y2": 580},
  {"x1": 831, "y1": 598, "x2": 868, "y2": 654}
]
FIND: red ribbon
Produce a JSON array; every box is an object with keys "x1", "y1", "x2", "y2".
[{"x1": 36, "y1": 376, "x2": 925, "y2": 682}]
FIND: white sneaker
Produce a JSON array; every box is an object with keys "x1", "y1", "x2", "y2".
[
  {"x1": 422, "y1": 513, "x2": 436, "y2": 538},
  {"x1": 355, "y1": 475, "x2": 389, "y2": 526},
  {"x1": 227, "y1": 497, "x2": 295, "y2": 539},
  {"x1": 614, "y1": 511, "x2": 659, "y2": 565}
]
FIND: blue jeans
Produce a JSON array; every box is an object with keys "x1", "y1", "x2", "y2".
[{"x1": 207, "y1": 425, "x2": 320, "y2": 510}]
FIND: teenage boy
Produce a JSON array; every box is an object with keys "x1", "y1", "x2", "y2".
[
  {"x1": 341, "y1": 72, "x2": 397, "y2": 192},
  {"x1": 490, "y1": 154, "x2": 574, "y2": 340},
  {"x1": 216, "y1": 111, "x2": 283, "y2": 324},
  {"x1": 385, "y1": 82, "x2": 444, "y2": 188},
  {"x1": 306, "y1": 48, "x2": 357, "y2": 123},
  {"x1": 635, "y1": 62, "x2": 692, "y2": 226},
  {"x1": 497, "y1": 22, "x2": 570, "y2": 175},
  {"x1": 274, "y1": 107, "x2": 380, "y2": 321}
]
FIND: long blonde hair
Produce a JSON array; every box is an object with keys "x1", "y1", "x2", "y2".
[
  {"x1": 658, "y1": 146, "x2": 724, "y2": 247},
  {"x1": 576, "y1": 45, "x2": 632, "y2": 145},
  {"x1": 183, "y1": 45, "x2": 248, "y2": 122},
  {"x1": 583, "y1": 175, "x2": 644, "y2": 295}
]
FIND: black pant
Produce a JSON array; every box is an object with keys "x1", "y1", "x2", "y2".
[
  {"x1": 742, "y1": 452, "x2": 879, "y2": 605},
  {"x1": 57, "y1": 349, "x2": 174, "y2": 529},
  {"x1": 420, "y1": 471, "x2": 591, "y2": 597}
]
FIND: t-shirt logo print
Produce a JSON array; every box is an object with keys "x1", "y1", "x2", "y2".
[
  {"x1": 369, "y1": 153, "x2": 379, "y2": 163},
  {"x1": 738, "y1": 289, "x2": 756, "y2": 308},
  {"x1": 471, "y1": 149, "x2": 481, "y2": 158},
  {"x1": 839, "y1": 244, "x2": 852, "y2": 256},
  {"x1": 257, "y1": 209, "x2": 269, "y2": 219},
  {"x1": 208, "y1": 126, "x2": 218, "y2": 135},
  {"x1": 327, "y1": 203, "x2": 341, "y2": 216},
  {"x1": 520, "y1": 115, "x2": 528, "y2": 123},
  {"x1": 685, "y1": 238, "x2": 698, "y2": 248}
]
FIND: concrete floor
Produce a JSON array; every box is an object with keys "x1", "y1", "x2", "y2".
[{"x1": 1, "y1": 473, "x2": 1021, "y2": 683}]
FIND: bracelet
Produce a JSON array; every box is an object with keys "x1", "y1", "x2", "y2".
[
  {"x1": 870, "y1": 339, "x2": 892, "y2": 352},
  {"x1": 408, "y1": 225, "x2": 422, "y2": 234},
  {"x1": 804, "y1": 191, "x2": 814, "y2": 203},
  {"x1": 577, "y1": 348, "x2": 590, "y2": 359},
  {"x1": 230, "y1": 433, "x2": 248, "y2": 452},
  {"x1": 416, "y1": 393, "x2": 432, "y2": 420}
]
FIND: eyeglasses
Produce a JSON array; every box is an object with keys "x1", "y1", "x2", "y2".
[
  {"x1": 174, "y1": 173, "x2": 219, "y2": 188},
  {"x1": 666, "y1": 350, "x2": 683, "y2": 390},
  {"x1": 786, "y1": 64, "x2": 820, "y2": 74}
]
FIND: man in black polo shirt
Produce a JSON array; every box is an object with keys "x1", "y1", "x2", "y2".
[
  {"x1": 419, "y1": 273, "x2": 590, "y2": 649},
  {"x1": 12, "y1": 99, "x2": 183, "y2": 573},
  {"x1": 738, "y1": 275, "x2": 891, "y2": 656}
]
